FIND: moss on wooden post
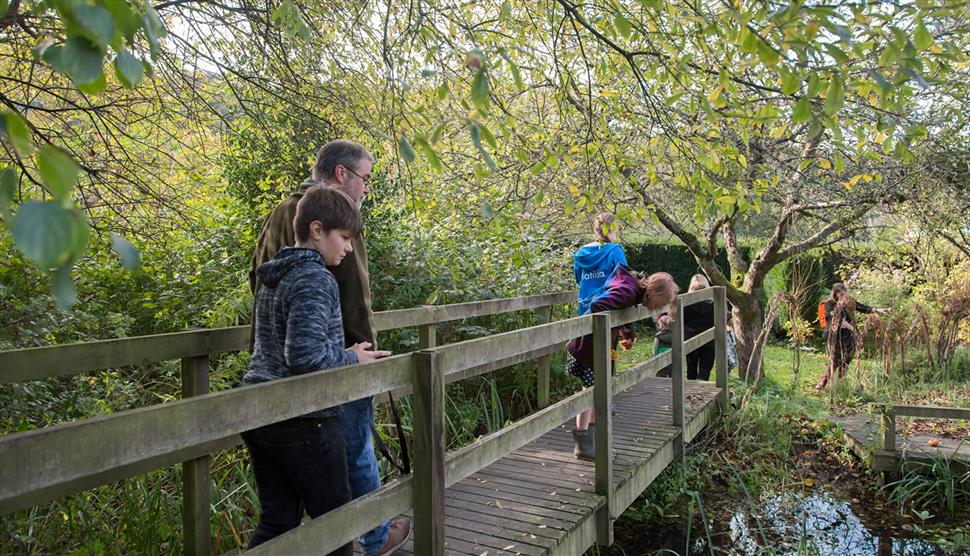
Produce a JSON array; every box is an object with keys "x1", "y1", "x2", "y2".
[
  {"x1": 535, "y1": 305, "x2": 553, "y2": 408},
  {"x1": 592, "y1": 313, "x2": 613, "y2": 546},
  {"x1": 181, "y1": 355, "x2": 211, "y2": 556},
  {"x1": 671, "y1": 298, "x2": 685, "y2": 429},
  {"x1": 412, "y1": 350, "x2": 445, "y2": 555},
  {"x1": 714, "y1": 287, "x2": 729, "y2": 410}
]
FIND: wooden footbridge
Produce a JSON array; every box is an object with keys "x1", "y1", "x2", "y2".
[
  {"x1": 0, "y1": 287, "x2": 730, "y2": 555},
  {"x1": 837, "y1": 405, "x2": 970, "y2": 478}
]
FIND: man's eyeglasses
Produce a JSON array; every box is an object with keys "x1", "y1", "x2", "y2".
[{"x1": 341, "y1": 165, "x2": 371, "y2": 184}]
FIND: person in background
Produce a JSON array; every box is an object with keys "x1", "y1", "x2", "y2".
[
  {"x1": 725, "y1": 312, "x2": 738, "y2": 373},
  {"x1": 683, "y1": 274, "x2": 715, "y2": 381},
  {"x1": 816, "y1": 282, "x2": 887, "y2": 389}
]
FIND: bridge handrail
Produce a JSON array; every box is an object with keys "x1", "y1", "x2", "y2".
[
  {"x1": 1, "y1": 287, "x2": 728, "y2": 555},
  {"x1": 248, "y1": 288, "x2": 727, "y2": 555},
  {"x1": 891, "y1": 405, "x2": 970, "y2": 420},
  {"x1": 0, "y1": 291, "x2": 575, "y2": 384},
  {"x1": 880, "y1": 404, "x2": 970, "y2": 452}
]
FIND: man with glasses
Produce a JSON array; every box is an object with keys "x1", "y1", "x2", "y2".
[{"x1": 250, "y1": 139, "x2": 411, "y2": 555}]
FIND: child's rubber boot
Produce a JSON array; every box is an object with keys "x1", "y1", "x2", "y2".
[{"x1": 572, "y1": 425, "x2": 596, "y2": 461}]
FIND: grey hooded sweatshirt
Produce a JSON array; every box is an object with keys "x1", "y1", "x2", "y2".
[{"x1": 244, "y1": 247, "x2": 358, "y2": 417}]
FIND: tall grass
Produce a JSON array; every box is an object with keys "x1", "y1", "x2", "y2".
[{"x1": 886, "y1": 448, "x2": 970, "y2": 516}]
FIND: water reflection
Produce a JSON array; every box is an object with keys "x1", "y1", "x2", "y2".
[
  {"x1": 725, "y1": 490, "x2": 948, "y2": 555},
  {"x1": 649, "y1": 490, "x2": 955, "y2": 555}
]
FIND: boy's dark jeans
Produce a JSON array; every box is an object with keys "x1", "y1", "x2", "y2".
[{"x1": 242, "y1": 415, "x2": 352, "y2": 554}]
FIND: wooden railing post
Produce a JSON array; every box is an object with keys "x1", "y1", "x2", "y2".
[
  {"x1": 592, "y1": 313, "x2": 614, "y2": 546},
  {"x1": 713, "y1": 287, "x2": 729, "y2": 410},
  {"x1": 180, "y1": 355, "x2": 210, "y2": 556},
  {"x1": 881, "y1": 406, "x2": 896, "y2": 452},
  {"x1": 419, "y1": 305, "x2": 437, "y2": 349},
  {"x1": 535, "y1": 305, "x2": 553, "y2": 408},
  {"x1": 671, "y1": 298, "x2": 685, "y2": 431},
  {"x1": 412, "y1": 351, "x2": 445, "y2": 555}
]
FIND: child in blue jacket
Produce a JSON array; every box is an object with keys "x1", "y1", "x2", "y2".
[{"x1": 574, "y1": 212, "x2": 628, "y2": 316}]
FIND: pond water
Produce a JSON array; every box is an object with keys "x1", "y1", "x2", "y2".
[{"x1": 635, "y1": 489, "x2": 962, "y2": 555}]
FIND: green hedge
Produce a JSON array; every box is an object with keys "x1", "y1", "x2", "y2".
[
  {"x1": 622, "y1": 240, "x2": 846, "y2": 334},
  {"x1": 764, "y1": 250, "x2": 845, "y2": 331},
  {"x1": 622, "y1": 241, "x2": 738, "y2": 291}
]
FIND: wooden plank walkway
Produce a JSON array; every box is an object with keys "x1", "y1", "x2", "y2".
[
  {"x1": 389, "y1": 377, "x2": 722, "y2": 555},
  {"x1": 835, "y1": 414, "x2": 970, "y2": 473}
]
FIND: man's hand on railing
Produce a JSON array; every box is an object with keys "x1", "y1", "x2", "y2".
[{"x1": 349, "y1": 342, "x2": 392, "y2": 363}]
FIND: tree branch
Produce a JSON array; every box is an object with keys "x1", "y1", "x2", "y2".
[
  {"x1": 632, "y1": 181, "x2": 745, "y2": 303},
  {"x1": 722, "y1": 217, "x2": 748, "y2": 274},
  {"x1": 775, "y1": 205, "x2": 873, "y2": 262}
]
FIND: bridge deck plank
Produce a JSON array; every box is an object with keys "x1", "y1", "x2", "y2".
[
  {"x1": 836, "y1": 414, "x2": 970, "y2": 474},
  {"x1": 389, "y1": 377, "x2": 721, "y2": 555}
]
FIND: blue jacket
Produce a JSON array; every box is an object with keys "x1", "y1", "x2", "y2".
[
  {"x1": 244, "y1": 247, "x2": 358, "y2": 417},
  {"x1": 574, "y1": 242, "x2": 627, "y2": 315}
]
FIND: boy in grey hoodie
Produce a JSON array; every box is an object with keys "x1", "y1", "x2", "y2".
[{"x1": 242, "y1": 186, "x2": 389, "y2": 551}]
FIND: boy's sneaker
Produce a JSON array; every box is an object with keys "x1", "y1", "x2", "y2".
[{"x1": 375, "y1": 518, "x2": 411, "y2": 556}]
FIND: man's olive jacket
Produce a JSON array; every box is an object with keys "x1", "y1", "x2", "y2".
[{"x1": 250, "y1": 179, "x2": 376, "y2": 347}]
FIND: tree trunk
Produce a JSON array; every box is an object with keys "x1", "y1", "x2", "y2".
[{"x1": 732, "y1": 292, "x2": 764, "y2": 382}]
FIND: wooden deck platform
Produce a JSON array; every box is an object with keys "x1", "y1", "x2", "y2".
[
  {"x1": 835, "y1": 414, "x2": 970, "y2": 474},
  {"x1": 389, "y1": 377, "x2": 722, "y2": 555}
]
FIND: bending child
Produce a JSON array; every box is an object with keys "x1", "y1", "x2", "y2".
[
  {"x1": 567, "y1": 266, "x2": 679, "y2": 460},
  {"x1": 241, "y1": 186, "x2": 389, "y2": 551},
  {"x1": 568, "y1": 213, "x2": 628, "y2": 454}
]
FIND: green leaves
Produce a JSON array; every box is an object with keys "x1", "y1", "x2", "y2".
[
  {"x1": 270, "y1": 0, "x2": 310, "y2": 40},
  {"x1": 51, "y1": 264, "x2": 78, "y2": 308},
  {"x1": 74, "y1": 4, "x2": 116, "y2": 48},
  {"x1": 37, "y1": 146, "x2": 80, "y2": 200},
  {"x1": 110, "y1": 233, "x2": 141, "y2": 268},
  {"x1": 34, "y1": 0, "x2": 163, "y2": 90},
  {"x1": 470, "y1": 67, "x2": 490, "y2": 108},
  {"x1": 470, "y1": 122, "x2": 483, "y2": 151},
  {"x1": 867, "y1": 69, "x2": 891, "y2": 94},
  {"x1": 413, "y1": 138, "x2": 444, "y2": 172},
  {"x1": 824, "y1": 75, "x2": 845, "y2": 115},
  {"x1": 614, "y1": 13, "x2": 632, "y2": 39},
  {"x1": 398, "y1": 137, "x2": 417, "y2": 163},
  {"x1": 8, "y1": 199, "x2": 89, "y2": 307},
  {"x1": 469, "y1": 122, "x2": 497, "y2": 171},
  {"x1": 60, "y1": 36, "x2": 104, "y2": 84},
  {"x1": 792, "y1": 97, "x2": 812, "y2": 124},
  {"x1": 103, "y1": 0, "x2": 141, "y2": 41},
  {"x1": 2, "y1": 111, "x2": 33, "y2": 156},
  {"x1": 114, "y1": 49, "x2": 143, "y2": 88},
  {"x1": 913, "y1": 19, "x2": 933, "y2": 51},
  {"x1": 780, "y1": 68, "x2": 800, "y2": 95},
  {"x1": 11, "y1": 201, "x2": 81, "y2": 268},
  {"x1": 0, "y1": 167, "x2": 16, "y2": 218},
  {"x1": 757, "y1": 37, "x2": 780, "y2": 66},
  {"x1": 805, "y1": 73, "x2": 822, "y2": 99}
]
